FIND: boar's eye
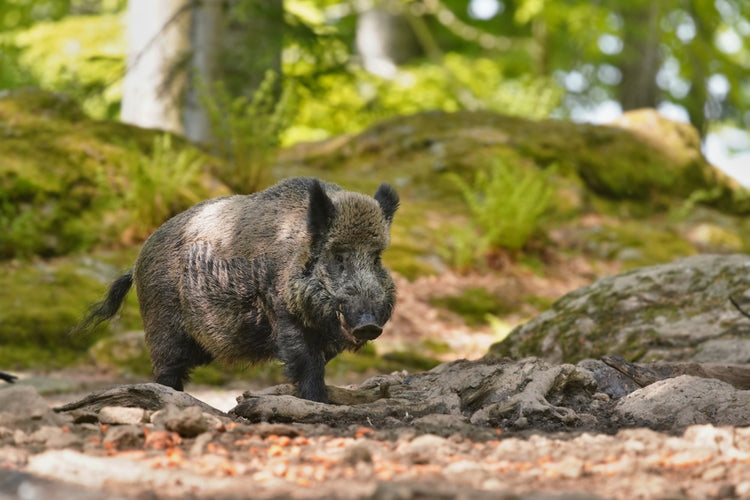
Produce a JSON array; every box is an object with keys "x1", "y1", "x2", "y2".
[{"x1": 333, "y1": 252, "x2": 349, "y2": 272}]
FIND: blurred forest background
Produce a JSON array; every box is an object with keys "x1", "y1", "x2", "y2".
[{"x1": 1, "y1": 0, "x2": 750, "y2": 384}]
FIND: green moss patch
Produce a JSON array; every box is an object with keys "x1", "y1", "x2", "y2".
[
  {"x1": 0, "y1": 89, "x2": 229, "y2": 259},
  {"x1": 0, "y1": 249, "x2": 141, "y2": 369},
  {"x1": 430, "y1": 287, "x2": 513, "y2": 326}
]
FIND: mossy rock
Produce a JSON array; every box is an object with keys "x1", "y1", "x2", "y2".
[
  {"x1": 488, "y1": 254, "x2": 750, "y2": 364},
  {"x1": 0, "y1": 88, "x2": 229, "y2": 259},
  {"x1": 278, "y1": 109, "x2": 750, "y2": 215},
  {"x1": 0, "y1": 249, "x2": 141, "y2": 369}
]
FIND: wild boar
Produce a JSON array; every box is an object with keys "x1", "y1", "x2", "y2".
[{"x1": 78, "y1": 177, "x2": 399, "y2": 402}]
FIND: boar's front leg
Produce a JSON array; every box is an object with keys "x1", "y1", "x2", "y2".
[{"x1": 276, "y1": 318, "x2": 328, "y2": 403}]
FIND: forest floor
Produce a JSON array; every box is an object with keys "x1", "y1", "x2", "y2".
[{"x1": 4, "y1": 257, "x2": 748, "y2": 500}]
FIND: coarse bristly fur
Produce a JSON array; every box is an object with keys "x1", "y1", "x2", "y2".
[{"x1": 76, "y1": 177, "x2": 399, "y2": 403}]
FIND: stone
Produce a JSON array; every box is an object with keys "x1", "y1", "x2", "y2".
[
  {"x1": 614, "y1": 375, "x2": 750, "y2": 430},
  {"x1": 98, "y1": 406, "x2": 147, "y2": 425},
  {"x1": 490, "y1": 254, "x2": 750, "y2": 364},
  {"x1": 102, "y1": 425, "x2": 144, "y2": 450},
  {"x1": 159, "y1": 405, "x2": 210, "y2": 438},
  {"x1": 0, "y1": 386, "x2": 66, "y2": 431}
]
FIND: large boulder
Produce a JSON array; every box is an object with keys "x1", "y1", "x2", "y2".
[{"x1": 489, "y1": 254, "x2": 750, "y2": 363}]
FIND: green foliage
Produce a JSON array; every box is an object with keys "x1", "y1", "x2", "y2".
[
  {"x1": 12, "y1": 14, "x2": 125, "y2": 119},
  {"x1": 0, "y1": 41, "x2": 36, "y2": 89},
  {"x1": 0, "y1": 89, "x2": 227, "y2": 260},
  {"x1": 119, "y1": 134, "x2": 204, "y2": 237},
  {"x1": 430, "y1": 287, "x2": 512, "y2": 326},
  {"x1": 284, "y1": 54, "x2": 563, "y2": 144},
  {"x1": 442, "y1": 161, "x2": 554, "y2": 268},
  {"x1": 202, "y1": 71, "x2": 295, "y2": 193}
]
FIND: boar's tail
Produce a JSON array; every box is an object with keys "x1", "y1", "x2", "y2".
[{"x1": 72, "y1": 271, "x2": 134, "y2": 334}]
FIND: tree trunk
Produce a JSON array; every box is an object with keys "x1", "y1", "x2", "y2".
[
  {"x1": 356, "y1": 5, "x2": 422, "y2": 78},
  {"x1": 222, "y1": 0, "x2": 284, "y2": 98},
  {"x1": 182, "y1": 0, "x2": 224, "y2": 145},
  {"x1": 121, "y1": 0, "x2": 191, "y2": 134},
  {"x1": 121, "y1": 0, "x2": 284, "y2": 143},
  {"x1": 617, "y1": 1, "x2": 662, "y2": 111}
]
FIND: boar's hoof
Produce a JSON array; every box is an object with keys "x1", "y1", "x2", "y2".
[{"x1": 352, "y1": 323, "x2": 383, "y2": 341}]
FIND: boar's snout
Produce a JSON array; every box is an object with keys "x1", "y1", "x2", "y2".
[{"x1": 351, "y1": 313, "x2": 383, "y2": 341}]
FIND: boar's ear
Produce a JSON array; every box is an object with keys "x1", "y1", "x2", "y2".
[
  {"x1": 374, "y1": 183, "x2": 399, "y2": 225},
  {"x1": 307, "y1": 179, "x2": 336, "y2": 236}
]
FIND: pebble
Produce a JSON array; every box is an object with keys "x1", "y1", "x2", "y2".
[
  {"x1": 404, "y1": 434, "x2": 451, "y2": 464},
  {"x1": 103, "y1": 425, "x2": 144, "y2": 450},
  {"x1": 442, "y1": 460, "x2": 487, "y2": 485},
  {"x1": 98, "y1": 406, "x2": 147, "y2": 426},
  {"x1": 163, "y1": 406, "x2": 210, "y2": 438}
]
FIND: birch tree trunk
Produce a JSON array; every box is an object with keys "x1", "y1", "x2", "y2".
[
  {"x1": 182, "y1": 0, "x2": 224, "y2": 144},
  {"x1": 617, "y1": 1, "x2": 662, "y2": 111},
  {"x1": 121, "y1": 0, "x2": 191, "y2": 134},
  {"x1": 121, "y1": 0, "x2": 283, "y2": 144}
]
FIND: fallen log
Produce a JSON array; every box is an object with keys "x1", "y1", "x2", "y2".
[{"x1": 53, "y1": 383, "x2": 226, "y2": 417}]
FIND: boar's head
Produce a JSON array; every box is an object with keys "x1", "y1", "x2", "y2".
[{"x1": 289, "y1": 180, "x2": 399, "y2": 347}]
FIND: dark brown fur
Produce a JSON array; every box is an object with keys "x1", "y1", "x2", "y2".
[{"x1": 78, "y1": 177, "x2": 399, "y2": 402}]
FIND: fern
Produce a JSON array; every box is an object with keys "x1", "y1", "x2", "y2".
[
  {"x1": 201, "y1": 70, "x2": 295, "y2": 194},
  {"x1": 446, "y1": 160, "x2": 554, "y2": 266},
  {"x1": 124, "y1": 134, "x2": 203, "y2": 236}
]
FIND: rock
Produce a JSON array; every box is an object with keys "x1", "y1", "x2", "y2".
[
  {"x1": 102, "y1": 425, "x2": 144, "y2": 450},
  {"x1": 0, "y1": 386, "x2": 67, "y2": 432},
  {"x1": 404, "y1": 434, "x2": 453, "y2": 464},
  {"x1": 154, "y1": 405, "x2": 210, "y2": 438},
  {"x1": 98, "y1": 406, "x2": 147, "y2": 425},
  {"x1": 28, "y1": 426, "x2": 80, "y2": 449},
  {"x1": 341, "y1": 442, "x2": 374, "y2": 465},
  {"x1": 0, "y1": 467, "x2": 131, "y2": 500},
  {"x1": 0, "y1": 446, "x2": 29, "y2": 467},
  {"x1": 614, "y1": 375, "x2": 750, "y2": 430},
  {"x1": 490, "y1": 254, "x2": 750, "y2": 363},
  {"x1": 442, "y1": 459, "x2": 487, "y2": 485},
  {"x1": 692, "y1": 338, "x2": 750, "y2": 363}
]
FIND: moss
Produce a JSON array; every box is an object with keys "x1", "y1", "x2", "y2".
[
  {"x1": 575, "y1": 219, "x2": 697, "y2": 269},
  {"x1": 381, "y1": 350, "x2": 441, "y2": 372},
  {"x1": 279, "y1": 109, "x2": 750, "y2": 216},
  {"x1": 0, "y1": 89, "x2": 229, "y2": 259},
  {"x1": 0, "y1": 249, "x2": 141, "y2": 369},
  {"x1": 419, "y1": 338, "x2": 453, "y2": 355},
  {"x1": 430, "y1": 287, "x2": 513, "y2": 326},
  {"x1": 522, "y1": 294, "x2": 556, "y2": 312}
]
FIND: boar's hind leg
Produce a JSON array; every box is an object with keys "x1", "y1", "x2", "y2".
[{"x1": 149, "y1": 328, "x2": 213, "y2": 391}]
